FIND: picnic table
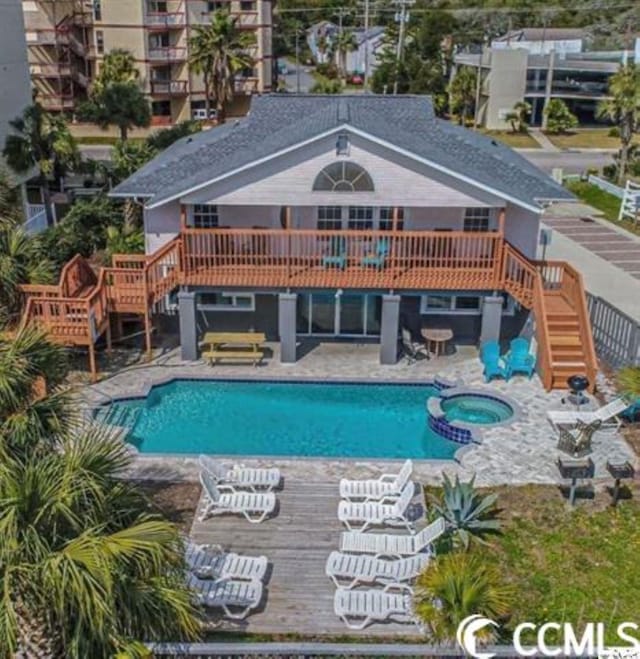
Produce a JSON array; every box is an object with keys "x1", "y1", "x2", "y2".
[{"x1": 201, "y1": 331, "x2": 266, "y2": 366}]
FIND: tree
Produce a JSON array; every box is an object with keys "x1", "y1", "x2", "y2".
[
  {"x1": 316, "y1": 34, "x2": 329, "y2": 64},
  {"x1": 92, "y1": 48, "x2": 139, "y2": 94},
  {"x1": 598, "y1": 64, "x2": 640, "y2": 184},
  {"x1": 0, "y1": 324, "x2": 69, "y2": 455},
  {"x1": 544, "y1": 99, "x2": 578, "y2": 134},
  {"x1": 0, "y1": 426, "x2": 201, "y2": 657},
  {"x1": 332, "y1": 30, "x2": 357, "y2": 78},
  {"x1": 189, "y1": 11, "x2": 256, "y2": 123},
  {"x1": 448, "y1": 67, "x2": 477, "y2": 126},
  {"x1": 414, "y1": 552, "x2": 513, "y2": 644},
  {"x1": 0, "y1": 218, "x2": 54, "y2": 324},
  {"x1": 3, "y1": 103, "x2": 79, "y2": 226},
  {"x1": 505, "y1": 101, "x2": 532, "y2": 134},
  {"x1": 78, "y1": 81, "x2": 151, "y2": 142}
]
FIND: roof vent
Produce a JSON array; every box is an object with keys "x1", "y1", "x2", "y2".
[{"x1": 337, "y1": 99, "x2": 350, "y2": 123}]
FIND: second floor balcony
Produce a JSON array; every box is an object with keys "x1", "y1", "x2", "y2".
[
  {"x1": 145, "y1": 11, "x2": 186, "y2": 28},
  {"x1": 150, "y1": 79, "x2": 188, "y2": 95},
  {"x1": 148, "y1": 46, "x2": 187, "y2": 62}
]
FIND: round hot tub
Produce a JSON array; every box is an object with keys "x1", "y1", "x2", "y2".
[{"x1": 441, "y1": 394, "x2": 514, "y2": 426}]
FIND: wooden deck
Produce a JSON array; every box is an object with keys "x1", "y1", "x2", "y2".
[{"x1": 190, "y1": 479, "x2": 425, "y2": 637}]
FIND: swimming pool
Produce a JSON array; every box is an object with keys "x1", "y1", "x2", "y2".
[{"x1": 98, "y1": 379, "x2": 463, "y2": 459}]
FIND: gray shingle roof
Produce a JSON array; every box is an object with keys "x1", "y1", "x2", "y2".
[{"x1": 112, "y1": 94, "x2": 572, "y2": 209}]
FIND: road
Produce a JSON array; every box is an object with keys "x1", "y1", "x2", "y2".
[
  {"x1": 280, "y1": 58, "x2": 315, "y2": 93},
  {"x1": 518, "y1": 149, "x2": 614, "y2": 175}
]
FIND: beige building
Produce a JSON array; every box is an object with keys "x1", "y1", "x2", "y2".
[{"x1": 21, "y1": 0, "x2": 273, "y2": 125}]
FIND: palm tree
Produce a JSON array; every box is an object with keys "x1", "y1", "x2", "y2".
[
  {"x1": 189, "y1": 11, "x2": 256, "y2": 123},
  {"x1": 448, "y1": 67, "x2": 477, "y2": 126},
  {"x1": 317, "y1": 34, "x2": 329, "y2": 64},
  {"x1": 414, "y1": 552, "x2": 513, "y2": 644},
  {"x1": 505, "y1": 101, "x2": 532, "y2": 134},
  {"x1": 598, "y1": 64, "x2": 640, "y2": 184},
  {"x1": 0, "y1": 426, "x2": 201, "y2": 657},
  {"x1": 333, "y1": 30, "x2": 357, "y2": 79},
  {"x1": 0, "y1": 323, "x2": 69, "y2": 455},
  {"x1": 92, "y1": 48, "x2": 140, "y2": 94},
  {"x1": 3, "y1": 104, "x2": 79, "y2": 226}
]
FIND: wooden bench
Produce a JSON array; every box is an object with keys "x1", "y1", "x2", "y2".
[{"x1": 202, "y1": 348, "x2": 265, "y2": 366}]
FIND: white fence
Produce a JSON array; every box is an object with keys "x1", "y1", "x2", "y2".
[
  {"x1": 24, "y1": 203, "x2": 55, "y2": 235},
  {"x1": 618, "y1": 180, "x2": 640, "y2": 223},
  {"x1": 587, "y1": 174, "x2": 625, "y2": 199}
]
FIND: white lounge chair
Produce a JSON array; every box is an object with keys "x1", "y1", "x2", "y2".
[
  {"x1": 185, "y1": 542, "x2": 268, "y2": 582},
  {"x1": 337, "y1": 481, "x2": 416, "y2": 533},
  {"x1": 325, "y1": 550, "x2": 429, "y2": 589},
  {"x1": 199, "y1": 454, "x2": 281, "y2": 492},
  {"x1": 339, "y1": 459, "x2": 413, "y2": 502},
  {"x1": 340, "y1": 516, "x2": 446, "y2": 556},
  {"x1": 198, "y1": 472, "x2": 276, "y2": 523},
  {"x1": 547, "y1": 397, "x2": 628, "y2": 431},
  {"x1": 187, "y1": 573, "x2": 263, "y2": 619},
  {"x1": 334, "y1": 583, "x2": 417, "y2": 630}
]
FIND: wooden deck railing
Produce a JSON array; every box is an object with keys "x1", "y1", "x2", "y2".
[{"x1": 180, "y1": 228, "x2": 505, "y2": 291}]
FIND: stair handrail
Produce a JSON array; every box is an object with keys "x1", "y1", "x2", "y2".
[{"x1": 531, "y1": 271, "x2": 554, "y2": 391}]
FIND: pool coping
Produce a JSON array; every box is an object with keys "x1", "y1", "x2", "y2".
[{"x1": 88, "y1": 374, "x2": 521, "y2": 466}]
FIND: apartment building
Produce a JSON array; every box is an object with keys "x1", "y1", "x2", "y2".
[
  {"x1": 21, "y1": 0, "x2": 273, "y2": 125},
  {"x1": 453, "y1": 29, "x2": 640, "y2": 129}
]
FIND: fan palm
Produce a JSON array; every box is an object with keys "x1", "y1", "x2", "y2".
[
  {"x1": 0, "y1": 323, "x2": 69, "y2": 455},
  {"x1": 448, "y1": 67, "x2": 477, "y2": 126},
  {"x1": 597, "y1": 64, "x2": 640, "y2": 184},
  {"x1": 505, "y1": 101, "x2": 531, "y2": 134},
  {"x1": 0, "y1": 425, "x2": 201, "y2": 657},
  {"x1": 0, "y1": 218, "x2": 54, "y2": 324},
  {"x1": 189, "y1": 11, "x2": 256, "y2": 123},
  {"x1": 93, "y1": 48, "x2": 140, "y2": 94},
  {"x1": 414, "y1": 552, "x2": 513, "y2": 644},
  {"x1": 333, "y1": 30, "x2": 357, "y2": 78},
  {"x1": 2, "y1": 103, "x2": 79, "y2": 226}
]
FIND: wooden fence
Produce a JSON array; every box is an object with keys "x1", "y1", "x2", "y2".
[{"x1": 587, "y1": 293, "x2": 640, "y2": 369}]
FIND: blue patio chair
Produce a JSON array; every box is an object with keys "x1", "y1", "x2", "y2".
[
  {"x1": 322, "y1": 235, "x2": 347, "y2": 269},
  {"x1": 504, "y1": 337, "x2": 536, "y2": 379},
  {"x1": 480, "y1": 340, "x2": 508, "y2": 383},
  {"x1": 361, "y1": 238, "x2": 389, "y2": 269}
]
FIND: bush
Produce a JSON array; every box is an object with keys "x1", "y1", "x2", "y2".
[
  {"x1": 608, "y1": 126, "x2": 620, "y2": 138},
  {"x1": 146, "y1": 120, "x2": 202, "y2": 152},
  {"x1": 544, "y1": 99, "x2": 579, "y2": 134},
  {"x1": 310, "y1": 76, "x2": 342, "y2": 94},
  {"x1": 315, "y1": 62, "x2": 339, "y2": 79}
]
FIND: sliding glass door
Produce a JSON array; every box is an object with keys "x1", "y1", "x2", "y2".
[{"x1": 296, "y1": 294, "x2": 381, "y2": 337}]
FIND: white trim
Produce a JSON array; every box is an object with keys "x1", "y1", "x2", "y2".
[
  {"x1": 420, "y1": 294, "x2": 482, "y2": 316},
  {"x1": 197, "y1": 292, "x2": 256, "y2": 312},
  {"x1": 143, "y1": 123, "x2": 544, "y2": 213}
]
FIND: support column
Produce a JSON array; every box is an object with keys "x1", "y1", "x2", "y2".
[
  {"x1": 480, "y1": 296, "x2": 503, "y2": 345},
  {"x1": 380, "y1": 294, "x2": 401, "y2": 365},
  {"x1": 278, "y1": 293, "x2": 297, "y2": 363},
  {"x1": 178, "y1": 290, "x2": 198, "y2": 361}
]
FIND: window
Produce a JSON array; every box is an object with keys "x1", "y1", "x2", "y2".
[
  {"x1": 463, "y1": 208, "x2": 491, "y2": 232},
  {"x1": 379, "y1": 207, "x2": 404, "y2": 231},
  {"x1": 317, "y1": 206, "x2": 342, "y2": 230},
  {"x1": 336, "y1": 133, "x2": 349, "y2": 156},
  {"x1": 240, "y1": 0, "x2": 255, "y2": 10},
  {"x1": 420, "y1": 295, "x2": 481, "y2": 315},
  {"x1": 191, "y1": 204, "x2": 218, "y2": 228},
  {"x1": 348, "y1": 206, "x2": 373, "y2": 230},
  {"x1": 207, "y1": 0, "x2": 225, "y2": 10},
  {"x1": 151, "y1": 100, "x2": 171, "y2": 117},
  {"x1": 149, "y1": 32, "x2": 170, "y2": 48},
  {"x1": 93, "y1": 0, "x2": 102, "y2": 20},
  {"x1": 148, "y1": 0, "x2": 167, "y2": 11},
  {"x1": 197, "y1": 292, "x2": 255, "y2": 311},
  {"x1": 95, "y1": 30, "x2": 104, "y2": 54},
  {"x1": 312, "y1": 161, "x2": 374, "y2": 192}
]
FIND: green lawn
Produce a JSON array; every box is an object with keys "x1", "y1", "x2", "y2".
[
  {"x1": 545, "y1": 129, "x2": 640, "y2": 150},
  {"x1": 490, "y1": 484, "x2": 640, "y2": 644},
  {"x1": 565, "y1": 180, "x2": 640, "y2": 236},
  {"x1": 74, "y1": 136, "x2": 145, "y2": 146},
  {"x1": 479, "y1": 129, "x2": 541, "y2": 149}
]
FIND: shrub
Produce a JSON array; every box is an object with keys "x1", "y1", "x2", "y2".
[
  {"x1": 544, "y1": 99, "x2": 579, "y2": 134},
  {"x1": 430, "y1": 473, "x2": 500, "y2": 549},
  {"x1": 414, "y1": 552, "x2": 513, "y2": 644},
  {"x1": 608, "y1": 126, "x2": 620, "y2": 138},
  {"x1": 310, "y1": 76, "x2": 342, "y2": 94},
  {"x1": 315, "y1": 62, "x2": 339, "y2": 79}
]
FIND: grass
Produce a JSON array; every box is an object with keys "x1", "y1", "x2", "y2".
[
  {"x1": 489, "y1": 483, "x2": 640, "y2": 645},
  {"x1": 565, "y1": 180, "x2": 640, "y2": 236},
  {"x1": 74, "y1": 136, "x2": 145, "y2": 146},
  {"x1": 544, "y1": 128, "x2": 640, "y2": 150},
  {"x1": 479, "y1": 129, "x2": 541, "y2": 149}
]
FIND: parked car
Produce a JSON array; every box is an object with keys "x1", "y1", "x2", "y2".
[{"x1": 349, "y1": 74, "x2": 364, "y2": 85}]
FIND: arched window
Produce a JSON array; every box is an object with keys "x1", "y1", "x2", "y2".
[{"x1": 312, "y1": 162, "x2": 374, "y2": 192}]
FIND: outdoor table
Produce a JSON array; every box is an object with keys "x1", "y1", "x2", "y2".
[
  {"x1": 202, "y1": 331, "x2": 266, "y2": 366},
  {"x1": 421, "y1": 327, "x2": 453, "y2": 358},
  {"x1": 557, "y1": 457, "x2": 595, "y2": 506},
  {"x1": 606, "y1": 460, "x2": 635, "y2": 506}
]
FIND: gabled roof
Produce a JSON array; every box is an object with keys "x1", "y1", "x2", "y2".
[
  {"x1": 112, "y1": 94, "x2": 573, "y2": 210},
  {"x1": 495, "y1": 28, "x2": 585, "y2": 43}
]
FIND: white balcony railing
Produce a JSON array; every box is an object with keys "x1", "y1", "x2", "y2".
[
  {"x1": 150, "y1": 80, "x2": 188, "y2": 95},
  {"x1": 145, "y1": 12, "x2": 186, "y2": 27},
  {"x1": 148, "y1": 46, "x2": 187, "y2": 62}
]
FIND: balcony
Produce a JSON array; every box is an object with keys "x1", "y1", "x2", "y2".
[
  {"x1": 30, "y1": 63, "x2": 71, "y2": 77},
  {"x1": 148, "y1": 46, "x2": 187, "y2": 62},
  {"x1": 27, "y1": 29, "x2": 68, "y2": 45},
  {"x1": 145, "y1": 12, "x2": 186, "y2": 28},
  {"x1": 178, "y1": 228, "x2": 507, "y2": 291},
  {"x1": 38, "y1": 94, "x2": 75, "y2": 111},
  {"x1": 150, "y1": 115, "x2": 173, "y2": 126},
  {"x1": 150, "y1": 79, "x2": 188, "y2": 95},
  {"x1": 234, "y1": 77, "x2": 259, "y2": 93}
]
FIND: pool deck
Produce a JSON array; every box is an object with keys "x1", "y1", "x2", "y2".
[
  {"x1": 79, "y1": 341, "x2": 636, "y2": 487},
  {"x1": 190, "y1": 477, "x2": 426, "y2": 637}
]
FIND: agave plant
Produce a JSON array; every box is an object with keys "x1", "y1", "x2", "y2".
[
  {"x1": 431, "y1": 473, "x2": 500, "y2": 549},
  {"x1": 413, "y1": 551, "x2": 513, "y2": 644}
]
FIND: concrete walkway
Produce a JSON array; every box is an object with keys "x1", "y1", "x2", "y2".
[{"x1": 529, "y1": 129, "x2": 560, "y2": 151}]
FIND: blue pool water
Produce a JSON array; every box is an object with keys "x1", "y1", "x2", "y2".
[
  {"x1": 441, "y1": 394, "x2": 513, "y2": 425},
  {"x1": 102, "y1": 379, "x2": 462, "y2": 459}
]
